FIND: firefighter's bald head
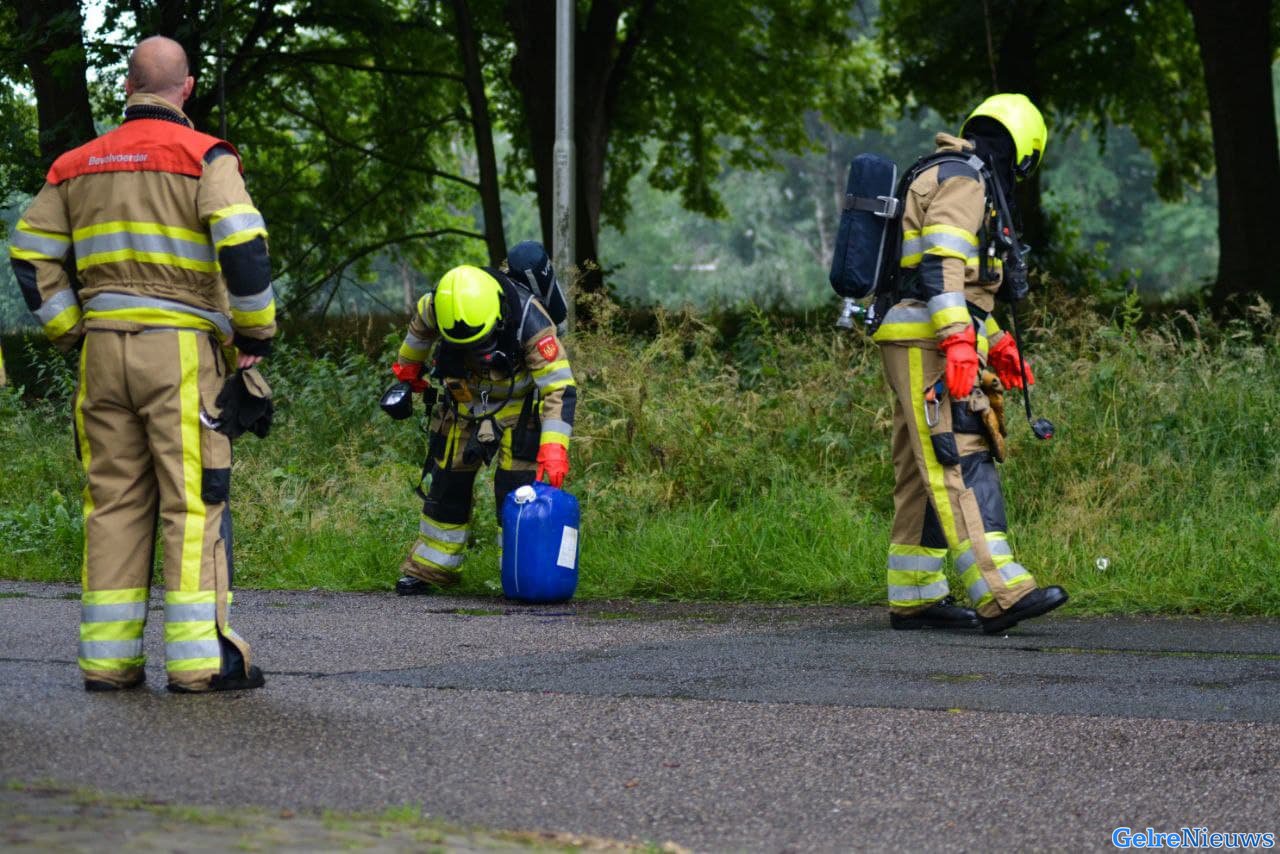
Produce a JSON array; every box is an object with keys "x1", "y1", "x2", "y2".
[{"x1": 126, "y1": 36, "x2": 194, "y2": 107}]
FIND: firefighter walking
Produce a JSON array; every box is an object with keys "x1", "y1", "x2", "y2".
[
  {"x1": 389, "y1": 257, "x2": 576, "y2": 594},
  {"x1": 9, "y1": 36, "x2": 275, "y2": 691},
  {"x1": 872, "y1": 94, "x2": 1067, "y2": 633}
]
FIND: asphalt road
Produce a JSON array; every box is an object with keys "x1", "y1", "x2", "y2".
[{"x1": 2, "y1": 581, "x2": 1278, "y2": 852}]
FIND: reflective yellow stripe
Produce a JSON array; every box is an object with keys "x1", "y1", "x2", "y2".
[
  {"x1": 81, "y1": 588, "x2": 148, "y2": 605},
  {"x1": 887, "y1": 544, "x2": 947, "y2": 558},
  {"x1": 398, "y1": 343, "x2": 429, "y2": 361},
  {"x1": 930, "y1": 305, "x2": 970, "y2": 329},
  {"x1": 872, "y1": 322, "x2": 933, "y2": 342},
  {"x1": 921, "y1": 223, "x2": 978, "y2": 245},
  {"x1": 165, "y1": 590, "x2": 217, "y2": 605},
  {"x1": 166, "y1": 658, "x2": 221, "y2": 673},
  {"x1": 539, "y1": 379, "x2": 575, "y2": 393},
  {"x1": 909, "y1": 347, "x2": 958, "y2": 542},
  {"x1": 84, "y1": 307, "x2": 222, "y2": 335},
  {"x1": 165, "y1": 620, "x2": 217, "y2": 642},
  {"x1": 230, "y1": 302, "x2": 275, "y2": 329},
  {"x1": 9, "y1": 246, "x2": 62, "y2": 261},
  {"x1": 17, "y1": 221, "x2": 71, "y2": 242},
  {"x1": 43, "y1": 304, "x2": 82, "y2": 340},
  {"x1": 73, "y1": 220, "x2": 207, "y2": 243},
  {"x1": 922, "y1": 246, "x2": 969, "y2": 261},
  {"x1": 79, "y1": 656, "x2": 146, "y2": 671},
  {"x1": 540, "y1": 431, "x2": 570, "y2": 448},
  {"x1": 177, "y1": 333, "x2": 206, "y2": 592},
  {"x1": 77, "y1": 248, "x2": 219, "y2": 273},
  {"x1": 984, "y1": 315, "x2": 1001, "y2": 336}
]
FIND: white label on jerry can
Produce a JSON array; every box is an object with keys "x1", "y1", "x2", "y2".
[{"x1": 557, "y1": 526, "x2": 578, "y2": 569}]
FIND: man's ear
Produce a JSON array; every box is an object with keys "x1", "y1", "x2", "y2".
[
  {"x1": 181, "y1": 75, "x2": 195, "y2": 103},
  {"x1": 124, "y1": 76, "x2": 134, "y2": 97}
]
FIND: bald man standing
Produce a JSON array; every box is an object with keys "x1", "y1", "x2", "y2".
[{"x1": 9, "y1": 36, "x2": 274, "y2": 693}]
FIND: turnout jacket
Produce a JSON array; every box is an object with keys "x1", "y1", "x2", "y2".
[
  {"x1": 9, "y1": 93, "x2": 274, "y2": 354},
  {"x1": 395, "y1": 272, "x2": 577, "y2": 451},
  {"x1": 876, "y1": 132, "x2": 1014, "y2": 353}
]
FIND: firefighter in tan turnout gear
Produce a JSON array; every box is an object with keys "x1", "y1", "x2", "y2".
[
  {"x1": 872, "y1": 94, "x2": 1068, "y2": 633},
  {"x1": 389, "y1": 258, "x2": 576, "y2": 594},
  {"x1": 9, "y1": 37, "x2": 274, "y2": 691}
]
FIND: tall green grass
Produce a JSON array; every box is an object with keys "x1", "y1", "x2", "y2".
[{"x1": 2, "y1": 292, "x2": 1279, "y2": 614}]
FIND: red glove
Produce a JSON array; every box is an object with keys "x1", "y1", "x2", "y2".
[
  {"x1": 536, "y1": 443, "x2": 569, "y2": 489},
  {"x1": 392, "y1": 361, "x2": 428, "y2": 392},
  {"x1": 987, "y1": 334, "x2": 1035, "y2": 390},
  {"x1": 938, "y1": 327, "x2": 979, "y2": 399}
]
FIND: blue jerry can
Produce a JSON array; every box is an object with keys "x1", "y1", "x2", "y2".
[{"x1": 500, "y1": 482, "x2": 580, "y2": 603}]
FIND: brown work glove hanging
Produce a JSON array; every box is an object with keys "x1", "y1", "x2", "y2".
[
  {"x1": 213, "y1": 367, "x2": 274, "y2": 439},
  {"x1": 977, "y1": 369, "x2": 1007, "y2": 462}
]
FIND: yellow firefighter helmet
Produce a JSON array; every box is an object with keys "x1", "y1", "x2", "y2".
[
  {"x1": 433, "y1": 265, "x2": 503, "y2": 345},
  {"x1": 962, "y1": 93, "x2": 1048, "y2": 179}
]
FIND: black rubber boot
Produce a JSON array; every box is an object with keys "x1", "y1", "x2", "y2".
[
  {"x1": 84, "y1": 673, "x2": 145, "y2": 692},
  {"x1": 167, "y1": 666, "x2": 265, "y2": 693},
  {"x1": 396, "y1": 575, "x2": 440, "y2": 596},
  {"x1": 890, "y1": 596, "x2": 981, "y2": 630},
  {"x1": 981, "y1": 586, "x2": 1069, "y2": 635}
]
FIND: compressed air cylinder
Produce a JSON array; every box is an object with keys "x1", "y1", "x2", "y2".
[{"x1": 500, "y1": 482, "x2": 580, "y2": 603}]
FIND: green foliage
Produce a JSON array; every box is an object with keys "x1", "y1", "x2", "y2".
[
  {"x1": 879, "y1": 0, "x2": 1213, "y2": 197},
  {"x1": 4, "y1": 297, "x2": 1280, "y2": 615}
]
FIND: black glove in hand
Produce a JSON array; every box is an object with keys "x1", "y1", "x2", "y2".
[{"x1": 213, "y1": 367, "x2": 274, "y2": 439}]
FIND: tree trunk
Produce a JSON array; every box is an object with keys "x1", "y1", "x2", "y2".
[
  {"x1": 1186, "y1": 0, "x2": 1280, "y2": 306},
  {"x1": 993, "y1": 4, "x2": 1049, "y2": 256},
  {"x1": 452, "y1": 0, "x2": 507, "y2": 265},
  {"x1": 13, "y1": 0, "x2": 96, "y2": 171}
]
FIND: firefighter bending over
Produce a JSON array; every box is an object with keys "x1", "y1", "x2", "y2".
[
  {"x1": 389, "y1": 255, "x2": 576, "y2": 594},
  {"x1": 872, "y1": 94, "x2": 1068, "y2": 633}
]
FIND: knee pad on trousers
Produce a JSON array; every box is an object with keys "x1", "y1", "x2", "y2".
[
  {"x1": 960, "y1": 452, "x2": 1007, "y2": 531},
  {"x1": 423, "y1": 468, "x2": 479, "y2": 525}
]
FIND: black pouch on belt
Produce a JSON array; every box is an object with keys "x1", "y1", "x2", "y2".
[{"x1": 463, "y1": 416, "x2": 501, "y2": 466}]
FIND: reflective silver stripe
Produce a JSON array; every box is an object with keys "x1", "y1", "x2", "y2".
[
  {"x1": 82, "y1": 601, "x2": 148, "y2": 623},
  {"x1": 957, "y1": 539, "x2": 1014, "y2": 575},
  {"x1": 926, "y1": 291, "x2": 967, "y2": 313},
  {"x1": 420, "y1": 520, "x2": 468, "y2": 544},
  {"x1": 901, "y1": 236, "x2": 925, "y2": 258},
  {"x1": 229, "y1": 285, "x2": 274, "y2": 313},
  {"x1": 210, "y1": 211, "x2": 267, "y2": 247},
  {"x1": 75, "y1": 230, "x2": 215, "y2": 264},
  {"x1": 79, "y1": 639, "x2": 143, "y2": 660},
  {"x1": 165, "y1": 602, "x2": 217, "y2": 624},
  {"x1": 540, "y1": 418, "x2": 573, "y2": 437},
  {"x1": 166, "y1": 639, "x2": 221, "y2": 661},
  {"x1": 533, "y1": 367, "x2": 573, "y2": 389},
  {"x1": 1000, "y1": 562, "x2": 1031, "y2": 583},
  {"x1": 12, "y1": 227, "x2": 70, "y2": 259},
  {"x1": 887, "y1": 554, "x2": 945, "y2": 572},
  {"x1": 414, "y1": 542, "x2": 464, "y2": 569},
  {"x1": 967, "y1": 577, "x2": 991, "y2": 603},
  {"x1": 880, "y1": 304, "x2": 931, "y2": 325},
  {"x1": 403, "y1": 331, "x2": 431, "y2": 351},
  {"x1": 83, "y1": 293, "x2": 232, "y2": 337},
  {"x1": 921, "y1": 232, "x2": 977, "y2": 257},
  {"x1": 34, "y1": 290, "x2": 79, "y2": 326},
  {"x1": 888, "y1": 580, "x2": 950, "y2": 602}
]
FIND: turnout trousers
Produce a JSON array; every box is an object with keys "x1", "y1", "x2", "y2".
[
  {"x1": 403, "y1": 394, "x2": 540, "y2": 585},
  {"x1": 878, "y1": 338, "x2": 1037, "y2": 619},
  {"x1": 74, "y1": 328, "x2": 252, "y2": 690}
]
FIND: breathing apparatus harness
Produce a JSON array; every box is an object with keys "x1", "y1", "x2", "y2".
[{"x1": 870, "y1": 148, "x2": 1052, "y2": 441}]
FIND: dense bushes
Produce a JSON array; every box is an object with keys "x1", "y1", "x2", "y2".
[{"x1": 3, "y1": 292, "x2": 1279, "y2": 614}]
